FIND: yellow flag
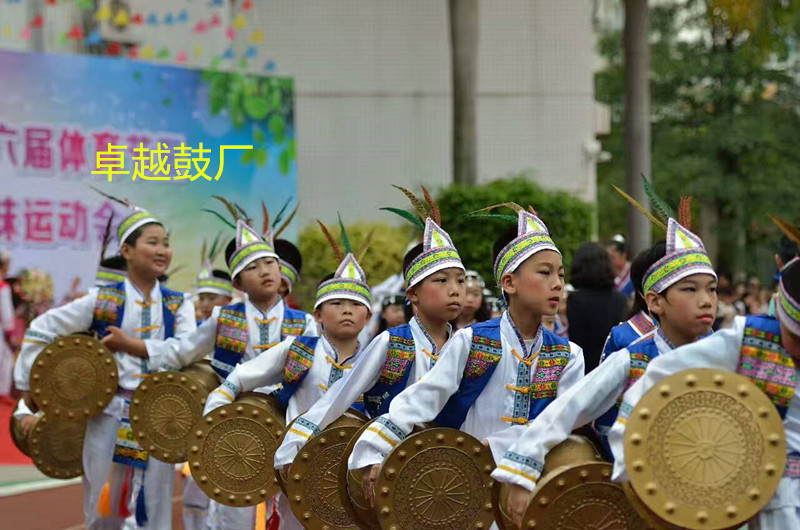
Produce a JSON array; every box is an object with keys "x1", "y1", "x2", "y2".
[
  {"x1": 250, "y1": 29, "x2": 264, "y2": 44},
  {"x1": 233, "y1": 13, "x2": 247, "y2": 30},
  {"x1": 113, "y1": 10, "x2": 129, "y2": 26},
  {"x1": 194, "y1": 44, "x2": 203, "y2": 57},
  {"x1": 139, "y1": 45, "x2": 155, "y2": 59},
  {"x1": 95, "y1": 5, "x2": 111, "y2": 21}
]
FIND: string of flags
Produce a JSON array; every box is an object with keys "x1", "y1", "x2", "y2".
[{"x1": 1, "y1": 0, "x2": 275, "y2": 72}]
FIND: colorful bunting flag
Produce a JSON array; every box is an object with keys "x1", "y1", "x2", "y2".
[
  {"x1": 250, "y1": 29, "x2": 264, "y2": 44},
  {"x1": 84, "y1": 29, "x2": 102, "y2": 45},
  {"x1": 95, "y1": 5, "x2": 111, "y2": 21},
  {"x1": 233, "y1": 13, "x2": 247, "y2": 30}
]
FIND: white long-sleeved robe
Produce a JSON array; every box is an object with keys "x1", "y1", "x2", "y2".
[
  {"x1": 608, "y1": 316, "x2": 800, "y2": 530},
  {"x1": 349, "y1": 312, "x2": 585, "y2": 470},
  {"x1": 272, "y1": 316, "x2": 448, "y2": 468}
]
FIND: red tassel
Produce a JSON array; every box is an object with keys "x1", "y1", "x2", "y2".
[
  {"x1": 118, "y1": 467, "x2": 132, "y2": 518},
  {"x1": 97, "y1": 481, "x2": 112, "y2": 517},
  {"x1": 265, "y1": 499, "x2": 280, "y2": 530}
]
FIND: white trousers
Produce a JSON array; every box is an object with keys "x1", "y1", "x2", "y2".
[
  {"x1": 82, "y1": 413, "x2": 175, "y2": 530},
  {"x1": 207, "y1": 502, "x2": 255, "y2": 530}
]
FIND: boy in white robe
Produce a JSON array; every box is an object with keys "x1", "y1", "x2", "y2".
[
  {"x1": 493, "y1": 217, "x2": 719, "y2": 526},
  {"x1": 608, "y1": 250, "x2": 800, "y2": 530}
]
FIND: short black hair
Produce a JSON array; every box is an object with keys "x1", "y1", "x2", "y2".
[
  {"x1": 778, "y1": 235, "x2": 800, "y2": 266},
  {"x1": 275, "y1": 239, "x2": 303, "y2": 273},
  {"x1": 100, "y1": 254, "x2": 127, "y2": 272},
  {"x1": 123, "y1": 221, "x2": 164, "y2": 247},
  {"x1": 317, "y1": 272, "x2": 335, "y2": 288},
  {"x1": 605, "y1": 238, "x2": 628, "y2": 256},
  {"x1": 570, "y1": 242, "x2": 615, "y2": 290},
  {"x1": 629, "y1": 241, "x2": 666, "y2": 315},
  {"x1": 402, "y1": 243, "x2": 424, "y2": 278},
  {"x1": 212, "y1": 269, "x2": 231, "y2": 282},
  {"x1": 224, "y1": 238, "x2": 237, "y2": 268},
  {"x1": 783, "y1": 258, "x2": 800, "y2": 303}
]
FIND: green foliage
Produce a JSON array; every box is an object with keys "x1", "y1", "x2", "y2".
[
  {"x1": 596, "y1": 1, "x2": 800, "y2": 277},
  {"x1": 201, "y1": 71, "x2": 295, "y2": 174},
  {"x1": 435, "y1": 175, "x2": 593, "y2": 286},
  {"x1": 295, "y1": 221, "x2": 415, "y2": 311}
]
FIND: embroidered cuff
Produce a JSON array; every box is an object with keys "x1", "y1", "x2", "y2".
[
  {"x1": 491, "y1": 452, "x2": 544, "y2": 492},
  {"x1": 360, "y1": 416, "x2": 407, "y2": 451},
  {"x1": 616, "y1": 401, "x2": 634, "y2": 426},
  {"x1": 23, "y1": 329, "x2": 55, "y2": 346},
  {"x1": 221, "y1": 379, "x2": 240, "y2": 399}
]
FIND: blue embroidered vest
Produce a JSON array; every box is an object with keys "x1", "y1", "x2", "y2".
[
  {"x1": 600, "y1": 311, "x2": 655, "y2": 363},
  {"x1": 363, "y1": 324, "x2": 417, "y2": 418},
  {"x1": 273, "y1": 336, "x2": 319, "y2": 409},
  {"x1": 434, "y1": 318, "x2": 572, "y2": 429},
  {"x1": 210, "y1": 302, "x2": 312, "y2": 378},
  {"x1": 90, "y1": 281, "x2": 183, "y2": 340},
  {"x1": 594, "y1": 333, "x2": 660, "y2": 455},
  {"x1": 737, "y1": 315, "x2": 798, "y2": 419}
]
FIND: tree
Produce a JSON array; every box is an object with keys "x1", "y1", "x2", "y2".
[
  {"x1": 623, "y1": 0, "x2": 653, "y2": 255},
  {"x1": 449, "y1": 0, "x2": 479, "y2": 185},
  {"x1": 596, "y1": 0, "x2": 800, "y2": 279}
]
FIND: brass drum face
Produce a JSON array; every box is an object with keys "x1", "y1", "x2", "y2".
[
  {"x1": 130, "y1": 361, "x2": 220, "y2": 463},
  {"x1": 9, "y1": 413, "x2": 33, "y2": 457},
  {"x1": 287, "y1": 411, "x2": 367, "y2": 529},
  {"x1": 624, "y1": 369, "x2": 787, "y2": 530},
  {"x1": 374, "y1": 427, "x2": 496, "y2": 530},
  {"x1": 29, "y1": 334, "x2": 117, "y2": 419},
  {"x1": 339, "y1": 418, "x2": 381, "y2": 530},
  {"x1": 191, "y1": 392, "x2": 286, "y2": 507},
  {"x1": 524, "y1": 462, "x2": 647, "y2": 530},
  {"x1": 29, "y1": 415, "x2": 85, "y2": 479},
  {"x1": 274, "y1": 416, "x2": 298, "y2": 496}
]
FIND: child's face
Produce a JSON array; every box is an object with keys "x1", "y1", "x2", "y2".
[
  {"x1": 502, "y1": 251, "x2": 564, "y2": 317},
  {"x1": 407, "y1": 268, "x2": 466, "y2": 323},
  {"x1": 647, "y1": 274, "x2": 718, "y2": 340},
  {"x1": 314, "y1": 299, "x2": 371, "y2": 340},
  {"x1": 197, "y1": 292, "x2": 232, "y2": 320},
  {"x1": 381, "y1": 303, "x2": 406, "y2": 328},
  {"x1": 234, "y1": 257, "x2": 280, "y2": 301},
  {"x1": 461, "y1": 282, "x2": 483, "y2": 318},
  {"x1": 122, "y1": 224, "x2": 172, "y2": 280}
]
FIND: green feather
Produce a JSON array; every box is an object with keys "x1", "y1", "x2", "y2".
[
  {"x1": 641, "y1": 174, "x2": 675, "y2": 221},
  {"x1": 202, "y1": 209, "x2": 236, "y2": 230},
  {"x1": 380, "y1": 207, "x2": 426, "y2": 230},
  {"x1": 463, "y1": 213, "x2": 518, "y2": 222},
  {"x1": 337, "y1": 213, "x2": 352, "y2": 255},
  {"x1": 272, "y1": 197, "x2": 292, "y2": 228}
]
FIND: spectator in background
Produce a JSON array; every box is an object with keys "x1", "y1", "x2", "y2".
[
  {"x1": 0, "y1": 251, "x2": 15, "y2": 402},
  {"x1": 606, "y1": 235, "x2": 635, "y2": 300},
  {"x1": 452, "y1": 271, "x2": 491, "y2": 331},
  {"x1": 567, "y1": 242, "x2": 628, "y2": 371}
]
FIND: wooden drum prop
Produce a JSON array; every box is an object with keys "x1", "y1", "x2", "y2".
[
  {"x1": 372, "y1": 427, "x2": 496, "y2": 530},
  {"x1": 285, "y1": 409, "x2": 369, "y2": 529},
  {"x1": 130, "y1": 360, "x2": 220, "y2": 463},
  {"x1": 624, "y1": 369, "x2": 786, "y2": 530},
  {"x1": 191, "y1": 392, "x2": 286, "y2": 507},
  {"x1": 493, "y1": 433, "x2": 646, "y2": 530},
  {"x1": 29, "y1": 334, "x2": 117, "y2": 420},
  {"x1": 28, "y1": 414, "x2": 86, "y2": 479}
]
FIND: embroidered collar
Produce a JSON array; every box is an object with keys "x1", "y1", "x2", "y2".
[
  {"x1": 411, "y1": 315, "x2": 451, "y2": 355},
  {"x1": 655, "y1": 327, "x2": 677, "y2": 353},
  {"x1": 125, "y1": 278, "x2": 161, "y2": 305},
  {"x1": 504, "y1": 310, "x2": 543, "y2": 359},
  {"x1": 248, "y1": 296, "x2": 283, "y2": 321},
  {"x1": 321, "y1": 333, "x2": 361, "y2": 366}
]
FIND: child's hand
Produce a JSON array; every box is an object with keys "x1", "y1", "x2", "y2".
[
  {"x1": 102, "y1": 326, "x2": 143, "y2": 358},
  {"x1": 506, "y1": 483, "x2": 535, "y2": 528},
  {"x1": 360, "y1": 464, "x2": 380, "y2": 509},
  {"x1": 19, "y1": 414, "x2": 38, "y2": 437}
]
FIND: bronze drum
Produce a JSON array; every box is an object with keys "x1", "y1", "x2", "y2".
[
  {"x1": 338, "y1": 418, "x2": 382, "y2": 530},
  {"x1": 624, "y1": 369, "x2": 786, "y2": 530},
  {"x1": 130, "y1": 360, "x2": 220, "y2": 463},
  {"x1": 9, "y1": 411, "x2": 36, "y2": 457},
  {"x1": 286, "y1": 409, "x2": 369, "y2": 529},
  {"x1": 191, "y1": 392, "x2": 286, "y2": 507},
  {"x1": 29, "y1": 333, "x2": 117, "y2": 420},
  {"x1": 373, "y1": 427, "x2": 496, "y2": 530},
  {"x1": 28, "y1": 414, "x2": 85, "y2": 479}
]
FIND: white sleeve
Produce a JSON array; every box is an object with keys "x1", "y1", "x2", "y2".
[
  {"x1": 302, "y1": 313, "x2": 318, "y2": 337},
  {"x1": 146, "y1": 294, "x2": 198, "y2": 370},
  {"x1": 145, "y1": 307, "x2": 217, "y2": 371},
  {"x1": 273, "y1": 331, "x2": 390, "y2": 468},
  {"x1": 0, "y1": 285, "x2": 14, "y2": 331},
  {"x1": 13, "y1": 291, "x2": 97, "y2": 391},
  {"x1": 490, "y1": 349, "x2": 630, "y2": 491},
  {"x1": 609, "y1": 320, "x2": 745, "y2": 481},
  {"x1": 348, "y1": 328, "x2": 473, "y2": 470},
  {"x1": 13, "y1": 398, "x2": 36, "y2": 419}
]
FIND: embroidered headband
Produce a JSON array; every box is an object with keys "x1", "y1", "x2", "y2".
[
  {"x1": 274, "y1": 238, "x2": 303, "y2": 294},
  {"x1": 777, "y1": 258, "x2": 800, "y2": 336},
  {"x1": 472, "y1": 203, "x2": 560, "y2": 288},
  {"x1": 381, "y1": 185, "x2": 464, "y2": 288},
  {"x1": 196, "y1": 235, "x2": 233, "y2": 296},
  {"x1": 315, "y1": 215, "x2": 372, "y2": 309},
  {"x1": 614, "y1": 176, "x2": 715, "y2": 294},
  {"x1": 91, "y1": 187, "x2": 161, "y2": 245}
]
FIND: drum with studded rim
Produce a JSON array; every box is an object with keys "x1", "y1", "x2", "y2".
[
  {"x1": 373, "y1": 427, "x2": 496, "y2": 530},
  {"x1": 28, "y1": 414, "x2": 85, "y2": 479},
  {"x1": 285, "y1": 409, "x2": 369, "y2": 529},
  {"x1": 190, "y1": 392, "x2": 286, "y2": 508},
  {"x1": 624, "y1": 369, "x2": 786, "y2": 530},
  {"x1": 9, "y1": 412, "x2": 35, "y2": 457},
  {"x1": 130, "y1": 360, "x2": 220, "y2": 463},
  {"x1": 29, "y1": 334, "x2": 117, "y2": 420},
  {"x1": 338, "y1": 418, "x2": 381, "y2": 530}
]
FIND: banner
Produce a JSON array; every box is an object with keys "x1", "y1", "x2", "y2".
[{"x1": 0, "y1": 49, "x2": 296, "y2": 299}]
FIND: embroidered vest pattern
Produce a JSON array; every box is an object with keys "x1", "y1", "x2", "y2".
[
  {"x1": 216, "y1": 306, "x2": 248, "y2": 354},
  {"x1": 737, "y1": 317, "x2": 798, "y2": 417},
  {"x1": 377, "y1": 333, "x2": 416, "y2": 384},
  {"x1": 463, "y1": 334, "x2": 503, "y2": 379},
  {"x1": 530, "y1": 344, "x2": 570, "y2": 399},
  {"x1": 94, "y1": 286, "x2": 125, "y2": 325},
  {"x1": 284, "y1": 338, "x2": 316, "y2": 383},
  {"x1": 282, "y1": 307, "x2": 310, "y2": 337}
]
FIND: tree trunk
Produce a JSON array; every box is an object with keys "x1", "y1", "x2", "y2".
[
  {"x1": 623, "y1": 0, "x2": 652, "y2": 253},
  {"x1": 449, "y1": 0, "x2": 479, "y2": 185}
]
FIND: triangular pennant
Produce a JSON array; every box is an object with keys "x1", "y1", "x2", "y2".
[
  {"x1": 518, "y1": 211, "x2": 548, "y2": 236},
  {"x1": 335, "y1": 253, "x2": 366, "y2": 282},
  {"x1": 423, "y1": 218, "x2": 455, "y2": 251},
  {"x1": 667, "y1": 218, "x2": 704, "y2": 252},
  {"x1": 238, "y1": 221, "x2": 261, "y2": 245},
  {"x1": 95, "y1": 5, "x2": 111, "y2": 21}
]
